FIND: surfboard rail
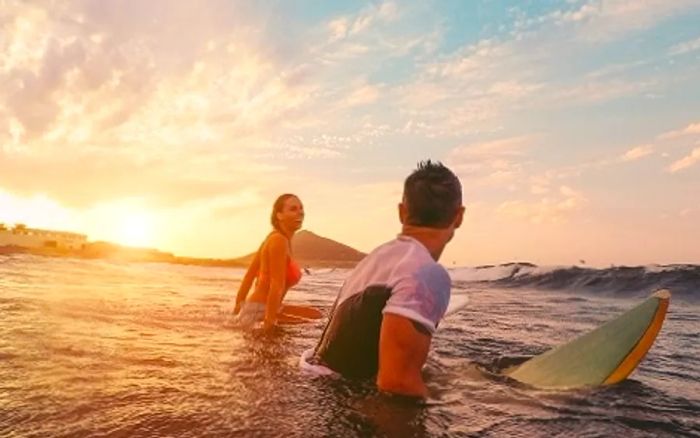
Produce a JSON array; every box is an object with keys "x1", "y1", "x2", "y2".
[{"x1": 603, "y1": 289, "x2": 670, "y2": 384}]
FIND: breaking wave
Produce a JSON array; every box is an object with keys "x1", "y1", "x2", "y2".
[{"x1": 450, "y1": 263, "x2": 700, "y2": 298}]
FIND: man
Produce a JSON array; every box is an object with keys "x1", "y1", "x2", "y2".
[{"x1": 309, "y1": 160, "x2": 464, "y2": 398}]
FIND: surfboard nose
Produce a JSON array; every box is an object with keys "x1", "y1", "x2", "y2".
[{"x1": 653, "y1": 289, "x2": 671, "y2": 300}]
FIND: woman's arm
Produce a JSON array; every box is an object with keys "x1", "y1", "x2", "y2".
[
  {"x1": 263, "y1": 234, "x2": 288, "y2": 329},
  {"x1": 233, "y1": 250, "x2": 261, "y2": 314}
]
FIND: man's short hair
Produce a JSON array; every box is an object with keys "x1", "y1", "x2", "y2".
[{"x1": 403, "y1": 160, "x2": 462, "y2": 228}]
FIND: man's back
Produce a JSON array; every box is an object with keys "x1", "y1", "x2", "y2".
[{"x1": 313, "y1": 235, "x2": 451, "y2": 378}]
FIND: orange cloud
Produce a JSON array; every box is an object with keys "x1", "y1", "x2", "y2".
[
  {"x1": 659, "y1": 122, "x2": 700, "y2": 140},
  {"x1": 496, "y1": 186, "x2": 588, "y2": 224},
  {"x1": 621, "y1": 144, "x2": 654, "y2": 161},
  {"x1": 668, "y1": 147, "x2": 700, "y2": 173}
]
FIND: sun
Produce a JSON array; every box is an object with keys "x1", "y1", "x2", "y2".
[{"x1": 116, "y1": 213, "x2": 154, "y2": 248}]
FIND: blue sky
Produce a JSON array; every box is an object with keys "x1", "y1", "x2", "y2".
[{"x1": 1, "y1": 0, "x2": 699, "y2": 266}]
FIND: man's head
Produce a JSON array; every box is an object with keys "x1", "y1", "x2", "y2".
[{"x1": 400, "y1": 160, "x2": 464, "y2": 231}]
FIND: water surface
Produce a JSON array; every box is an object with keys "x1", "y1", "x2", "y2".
[{"x1": 1, "y1": 255, "x2": 698, "y2": 437}]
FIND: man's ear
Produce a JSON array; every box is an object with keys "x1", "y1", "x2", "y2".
[
  {"x1": 398, "y1": 202, "x2": 407, "y2": 225},
  {"x1": 453, "y1": 206, "x2": 465, "y2": 229}
]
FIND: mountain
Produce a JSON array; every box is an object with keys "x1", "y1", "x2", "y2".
[
  {"x1": 234, "y1": 230, "x2": 366, "y2": 268},
  {"x1": 292, "y1": 230, "x2": 366, "y2": 267},
  {"x1": 1, "y1": 228, "x2": 364, "y2": 269}
]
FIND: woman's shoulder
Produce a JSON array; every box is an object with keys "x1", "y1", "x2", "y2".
[{"x1": 262, "y1": 231, "x2": 289, "y2": 250}]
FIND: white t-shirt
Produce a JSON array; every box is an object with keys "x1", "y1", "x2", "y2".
[{"x1": 312, "y1": 235, "x2": 451, "y2": 378}]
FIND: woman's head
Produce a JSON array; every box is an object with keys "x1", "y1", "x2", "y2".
[{"x1": 271, "y1": 194, "x2": 304, "y2": 234}]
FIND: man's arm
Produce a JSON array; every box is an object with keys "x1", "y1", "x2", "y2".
[{"x1": 376, "y1": 313, "x2": 432, "y2": 398}]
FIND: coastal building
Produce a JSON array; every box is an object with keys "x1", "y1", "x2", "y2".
[{"x1": 0, "y1": 224, "x2": 87, "y2": 250}]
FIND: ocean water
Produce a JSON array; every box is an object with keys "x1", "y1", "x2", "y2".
[{"x1": 1, "y1": 254, "x2": 699, "y2": 437}]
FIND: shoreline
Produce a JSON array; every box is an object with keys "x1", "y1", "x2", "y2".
[
  {"x1": 0, "y1": 244, "x2": 246, "y2": 268},
  {"x1": 0, "y1": 245, "x2": 359, "y2": 269}
]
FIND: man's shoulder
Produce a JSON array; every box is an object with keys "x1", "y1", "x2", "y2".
[
  {"x1": 360, "y1": 238, "x2": 447, "y2": 272},
  {"x1": 346, "y1": 237, "x2": 451, "y2": 286},
  {"x1": 352, "y1": 238, "x2": 404, "y2": 267},
  {"x1": 415, "y1": 262, "x2": 451, "y2": 290}
]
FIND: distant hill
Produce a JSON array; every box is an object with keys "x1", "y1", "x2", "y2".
[
  {"x1": 234, "y1": 230, "x2": 366, "y2": 268},
  {"x1": 292, "y1": 230, "x2": 366, "y2": 267},
  {"x1": 1, "y1": 229, "x2": 364, "y2": 269},
  {"x1": 0, "y1": 241, "x2": 248, "y2": 268}
]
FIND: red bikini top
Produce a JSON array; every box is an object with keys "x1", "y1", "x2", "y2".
[
  {"x1": 258, "y1": 256, "x2": 302, "y2": 287},
  {"x1": 286, "y1": 257, "x2": 302, "y2": 287}
]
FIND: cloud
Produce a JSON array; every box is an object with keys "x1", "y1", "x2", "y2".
[
  {"x1": 621, "y1": 144, "x2": 654, "y2": 161},
  {"x1": 449, "y1": 136, "x2": 530, "y2": 159},
  {"x1": 315, "y1": 1, "x2": 431, "y2": 68},
  {"x1": 0, "y1": 189, "x2": 76, "y2": 231},
  {"x1": 0, "y1": 146, "x2": 285, "y2": 209},
  {"x1": 0, "y1": 2, "x2": 240, "y2": 142},
  {"x1": 342, "y1": 81, "x2": 381, "y2": 107},
  {"x1": 0, "y1": 1, "x2": 345, "y2": 211},
  {"x1": 659, "y1": 122, "x2": 700, "y2": 140},
  {"x1": 0, "y1": 3, "x2": 53, "y2": 74},
  {"x1": 528, "y1": 174, "x2": 552, "y2": 195},
  {"x1": 209, "y1": 190, "x2": 266, "y2": 219},
  {"x1": 669, "y1": 36, "x2": 700, "y2": 56},
  {"x1": 551, "y1": 0, "x2": 699, "y2": 42},
  {"x1": 583, "y1": 60, "x2": 650, "y2": 80},
  {"x1": 667, "y1": 147, "x2": 700, "y2": 173},
  {"x1": 394, "y1": 0, "x2": 690, "y2": 139},
  {"x1": 549, "y1": 78, "x2": 656, "y2": 105},
  {"x1": 488, "y1": 80, "x2": 543, "y2": 98},
  {"x1": 447, "y1": 137, "x2": 533, "y2": 187},
  {"x1": 0, "y1": 0, "x2": 327, "y2": 151},
  {"x1": 496, "y1": 185, "x2": 588, "y2": 224},
  {"x1": 679, "y1": 207, "x2": 700, "y2": 218},
  {"x1": 328, "y1": 18, "x2": 350, "y2": 41},
  {"x1": 555, "y1": 2, "x2": 598, "y2": 23},
  {"x1": 326, "y1": 1, "x2": 399, "y2": 42},
  {"x1": 394, "y1": 38, "x2": 545, "y2": 136}
]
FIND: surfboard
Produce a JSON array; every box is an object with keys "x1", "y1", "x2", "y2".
[
  {"x1": 446, "y1": 293, "x2": 470, "y2": 317},
  {"x1": 504, "y1": 289, "x2": 670, "y2": 389}
]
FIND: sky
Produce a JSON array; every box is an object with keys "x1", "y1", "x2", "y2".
[{"x1": 1, "y1": 0, "x2": 699, "y2": 267}]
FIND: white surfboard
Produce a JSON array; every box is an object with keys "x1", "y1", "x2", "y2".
[{"x1": 446, "y1": 293, "x2": 470, "y2": 317}]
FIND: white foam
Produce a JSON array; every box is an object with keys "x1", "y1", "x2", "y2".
[
  {"x1": 511, "y1": 265, "x2": 570, "y2": 278},
  {"x1": 299, "y1": 348, "x2": 339, "y2": 377},
  {"x1": 449, "y1": 265, "x2": 519, "y2": 282},
  {"x1": 449, "y1": 264, "x2": 545, "y2": 282},
  {"x1": 643, "y1": 264, "x2": 691, "y2": 274}
]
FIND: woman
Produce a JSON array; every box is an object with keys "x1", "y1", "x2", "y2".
[{"x1": 234, "y1": 193, "x2": 321, "y2": 329}]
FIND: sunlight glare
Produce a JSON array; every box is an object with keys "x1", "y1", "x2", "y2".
[{"x1": 116, "y1": 212, "x2": 154, "y2": 248}]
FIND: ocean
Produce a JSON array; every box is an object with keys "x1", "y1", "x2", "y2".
[{"x1": 1, "y1": 254, "x2": 698, "y2": 437}]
